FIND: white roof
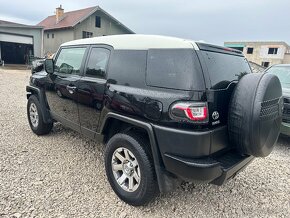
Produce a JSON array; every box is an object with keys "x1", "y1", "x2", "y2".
[{"x1": 61, "y1": 34, "x2": 199, "y2": 50}]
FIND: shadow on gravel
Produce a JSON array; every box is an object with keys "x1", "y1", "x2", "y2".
[
  {"x1": 50, "y1": 122, "x2": 78, "y2": 135},
  {"x1": 277, "y1": 134, "x2": 290, "y2": 147},
  {"x1": 46, "y1": 122, "x2": 99, "y2": 153},
  {"x1": 32, "y1": 122, "x2": 289, "y2": 216}
]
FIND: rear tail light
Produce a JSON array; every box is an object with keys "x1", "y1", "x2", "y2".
[{"x1": 169, "y1": 102, "x2": 208, "y2": 123}]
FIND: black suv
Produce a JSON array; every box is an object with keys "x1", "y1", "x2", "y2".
[{"x1": 26, "y1": 35, "x2": 283, "y2": 206}]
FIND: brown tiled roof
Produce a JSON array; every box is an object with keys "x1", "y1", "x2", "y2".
[{"x1": 37, "y1": 6, "x2": 97, "y2": 30}]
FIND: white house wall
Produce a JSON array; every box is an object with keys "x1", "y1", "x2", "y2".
[
  {"x1": 0, "y1": 32, "x2": 33, "y2": 44},
  {"x1": 0, "y1": 26, "x2": 43, "y2": 57},
  {"x1": 73, "y1": 10, "x2": 132, "y2": 40},
  {"x1": 283, "y1": 54, "x2": 290, "y2": 64},
  {"x1": 43, "y1": 29, "x2": 74, "y2": 54},
  {"x1": 259, "y1": 45, "x2": 286, "y2": 59}
]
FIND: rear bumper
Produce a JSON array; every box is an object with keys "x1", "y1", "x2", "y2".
[
  {"x1": 152, "y1": 124, "x2": 254, "y2": 184},
  {"x1": 153, "y1": 124, "x2": 230, "y2": 158},
  {"x1": 163, "y1": 151, "x2": 254, "y2": 184}
]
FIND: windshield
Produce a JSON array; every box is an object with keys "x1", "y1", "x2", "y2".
[{"x1": 266, "y1": 66, "x2": 290, "y2": 88}]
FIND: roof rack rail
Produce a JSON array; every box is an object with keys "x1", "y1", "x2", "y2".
[{"x1": 196, "y1": 43, "x2": 243, "y2": 56}]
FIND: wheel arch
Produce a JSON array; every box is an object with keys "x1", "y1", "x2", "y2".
[
  {"x1": 26, "y1": 85, "x2": 52, "y2": 124},
  {"x1": 99, "y1": 112, "x2": 180, "y2": 193}
]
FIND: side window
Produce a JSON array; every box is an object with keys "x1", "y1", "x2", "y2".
[
  {"x1": 55, "y1": 47, "x2": 86, "y2": 75},
  {"x1": 85, "y1": 48, "x2": 110, "y2": 78},
  {"x1": 108, "y1": 50, "x2": 147, "y2": 87},
  {"x1": 146, "y1": 49, "x2": 201, "y2": 90}
]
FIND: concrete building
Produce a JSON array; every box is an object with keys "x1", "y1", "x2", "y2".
[
  {"x1": 0, "y1": 20, "x2": 43, "y2": 64},
  {"x1": 38, "y1": 5, "x2": 134, "y2": 54},
  {"x1": 224, "y1": 41, "x2": 290, "y2": 67}
]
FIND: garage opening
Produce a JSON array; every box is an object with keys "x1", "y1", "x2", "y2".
[{"x1": 0, "y1": 41, "x2": 33, "y2": 64}]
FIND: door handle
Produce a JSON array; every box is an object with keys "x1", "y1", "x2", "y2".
[{"x1": 66, "y1": 85, "x2": 77, "y2": 94}]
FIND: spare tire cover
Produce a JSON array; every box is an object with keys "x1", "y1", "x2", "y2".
[{"x1": 228, "y1": 73, "x2": 282, "y2": 157}]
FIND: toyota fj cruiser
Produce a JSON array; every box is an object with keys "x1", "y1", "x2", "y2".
[{"x1": 26, "y1": 35, "x2": 283, "y2": 206}]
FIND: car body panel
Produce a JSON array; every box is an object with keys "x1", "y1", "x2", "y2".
[
  {"x1": 265, "y1": 64, "x2": 290, "y2": 136},
  {"x1": 27, "y1": 35, "x2": 258, "y2": 192}
]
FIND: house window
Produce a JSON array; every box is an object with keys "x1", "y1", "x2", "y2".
[
  {"x1": 247, "y1": 47, "x2": 254, "y2": 54},
  {"x1": 82, "y1": 31, "x2": 93, "y2": 38},
  {"x1": 95, "y1": 16, "x2": 101, "y2": 28},
  {"x1": 47, "y1": 33, "x2": 49, "y2": 39},
  {"x1": 268, "y1": 48, "x2": 278, "y2": 54},
  {"x1": 262, "y1": 61, "x2": 270, "y2": 68},
  {"x1": 52, "y1": 33, "x2": 54, "y2": 39}
]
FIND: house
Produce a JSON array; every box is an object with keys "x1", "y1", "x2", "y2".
[
  {"x1": 38, "y1": 5, "x2": 134, "y2": 54},
  {"x1": 0, "y1": 20, "x2": 43, "y2": 64},
  {"x1": 224, "y1": 41, "x2": 290, "y2": 67}
]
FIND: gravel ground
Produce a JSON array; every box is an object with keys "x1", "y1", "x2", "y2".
[{"x1": 0, "y1": 68, "x2": 289, "y2": 218}]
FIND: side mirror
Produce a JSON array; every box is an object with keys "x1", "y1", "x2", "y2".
[{"x1": 44, "y1": 59, "x2": 54, "y2": 74}]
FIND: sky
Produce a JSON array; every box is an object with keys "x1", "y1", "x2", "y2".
[{"x1": 0, "y1": 0, "x2": 289, "y2": 46}]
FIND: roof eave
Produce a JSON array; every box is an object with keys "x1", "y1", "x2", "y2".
[
  {"x1": 97, "y1": 6, "x2": 135, "y2": 34},
  {"x1": 44, "y1": 26, "x2": 73, "y2": 31},
  {"x1": 71, "y1": 6, "x2": 99, "y2": 27},
  {"x1": 0, "y1": 24, "x2": 43, "y2": 29},
  {"x1": 72, "y1": 6, "x2": 134, "y2": 34}
]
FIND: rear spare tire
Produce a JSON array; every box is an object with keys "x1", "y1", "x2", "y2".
[{"x1": 228, "y1": 73, "x2": 282, "y2": 157}]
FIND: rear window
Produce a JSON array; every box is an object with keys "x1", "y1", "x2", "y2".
[
  {"x1": 146, "y1": 49, "x2": 204, "y2": 90},
  {"x1": 201, "y1": 51, "x2": 252, "y2": 89}
]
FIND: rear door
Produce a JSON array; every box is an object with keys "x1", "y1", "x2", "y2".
[
  {"x1": 45, "y1": 46, "x2": 88, "y2": 132},
  {"x1": 76, "y1": 46, "x2": 111, "y2": 138},
  {"x1": 196, "y1": 44, "x2": 252, "y2": 127}
]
